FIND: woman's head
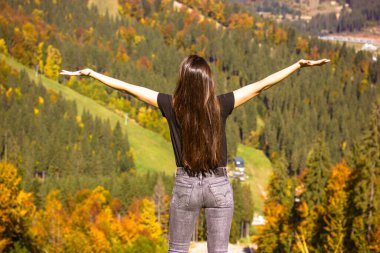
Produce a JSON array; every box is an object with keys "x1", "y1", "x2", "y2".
[{"x1": 173, "y1": 55, "x2": 221, "y2": 175}]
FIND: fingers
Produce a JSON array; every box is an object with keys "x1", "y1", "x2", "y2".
[
  {"x1": 310, "y1": 59, "x2": 330, "y2": 66},
  {"x1": 299, "y1": 59, "x2": 330, "y2": 68},
  {"x1": 318, "y1": 59, "x2": 330, "y2": 65}
]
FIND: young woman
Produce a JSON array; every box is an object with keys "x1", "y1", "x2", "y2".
[{"x1": 60, "y1": 55, "x2": 329, "y2": 252}]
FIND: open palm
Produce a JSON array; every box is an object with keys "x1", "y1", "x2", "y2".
[{"x1": 299, "y1": 59, "x2": 330, "y2": 68}]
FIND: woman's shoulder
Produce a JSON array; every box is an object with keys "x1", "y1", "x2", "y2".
[
  {"x1": 218, "y1": 92, "x2": 235, "y2": 117},
  {"x1": 157, "y1": 93, "x2": 173, "y2": 118},
  {"x1": 217, "y1": 92, "x2": 235, "y2": 105}
]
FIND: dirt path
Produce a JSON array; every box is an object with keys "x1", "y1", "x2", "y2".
[{"x1": 189, "y1": 241, "x2": 256, "y2": 253}]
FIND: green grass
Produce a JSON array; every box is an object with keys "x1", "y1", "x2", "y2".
[
  {"x1": 3, "y1": 53, "x2": 273, "y2": 213},
  {"x1": 237, "y1": 144, "x2": 273, "y2": 214}
]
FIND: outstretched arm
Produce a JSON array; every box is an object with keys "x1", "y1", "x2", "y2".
[
  {"x1": 233, "y1": 59, "x2": 330, "y2": 108},
  {"x1": 60, "y1": 68, "x2": 159, "y2": 107}
]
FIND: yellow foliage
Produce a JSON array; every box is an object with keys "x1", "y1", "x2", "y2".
[
  {"x1": 116, "y1": 43, "x2": 129, "y2": 62},
  {"x1": 0, "y1": 38, "x2": 7, "y2": 55},
  {"x1": 75, "y1": 114, "x2": 85, "y2": 128},
  {"x1": 5, "y1": 87, "x2": 12, "y2": 99},
  {"x1": 14, "y1": 87, "x2": 22, "y2": 98},
  {"x1": 37, "y1": 42, "x2": 44, "y2": 73},
  {"x1": 297, "y1": 37, "x2": 309, "y2": 53},
  {"x1": 358, "y1": 79, "x2": 368, "y2": 94},
  {"x1": 89, "y1": 226, "x2": 111, "y2": 252},
  {"x1": 274, "y1": 27, "x2": 287, "y2": 45},
  {"x1": 134, "y1": 34, "x2": 145, "y2": 45},
  {"x1": 0, "y1": 162, "x2": 36, "y2": 251},
  {"x1": 34, "y1": 107, "x2": 39, "y2": 116},
  {"x1": 228, "y1": 13, "x2": 254, "y2": 30},
  {"x1": 0, "y1": 165, "x2": 167, "y2": 251},
  {"x1": 50, "y1": 92, "x2": 58, "y2": 104},
  {"x1": 126, "y1": 148, "x2": 136, "y2": 165},
  {"x1": 139, "y1": 197, "x2": 163, "y2": 242},
  {"x1": 44, "y1": 44, "x2": 62, "y2": 80},
  {"x1": 38, "y1": 96, "x2": 44, "y2": 105}
]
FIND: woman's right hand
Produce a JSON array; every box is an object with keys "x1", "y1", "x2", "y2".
[{"x1": 60, "y1": 68, "x2": 93, "y2": 76}]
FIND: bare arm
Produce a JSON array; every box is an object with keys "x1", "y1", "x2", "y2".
[
  {"x1": 60, "y1": 68, "x2": 159, "y2": 107},
  {"x1": 233, "y1": 59, "x2": 330, "y2": 108}
]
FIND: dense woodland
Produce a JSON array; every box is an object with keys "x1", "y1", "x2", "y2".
[
  {"x1": 0, "y1": 0, "x2": 379, "y2": 252},
  {"x1": 256, "y1": 96, "x2": 380, "y2": 252}
]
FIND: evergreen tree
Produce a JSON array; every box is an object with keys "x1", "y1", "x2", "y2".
[
  {"x1": 302, "y1": 133, "x2": 332, "y2": 210},
  {"x1": 346, "y1": 97, "x2": 380, "y2": 252}
]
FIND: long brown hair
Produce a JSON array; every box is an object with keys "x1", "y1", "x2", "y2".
[{"x1": 173, "y1": 55, "x2": 222, "y2": 176}]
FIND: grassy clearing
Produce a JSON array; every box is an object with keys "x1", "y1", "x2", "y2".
[{"x1": 237, "y1": 144, "x2": 273, "y2": 214}]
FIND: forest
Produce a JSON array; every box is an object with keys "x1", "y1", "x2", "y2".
[{"x1": 0, "y1": 0, "x2": 379, "y2": 252}]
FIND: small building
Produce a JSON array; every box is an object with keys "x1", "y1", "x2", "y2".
[
  {"x1": 231, "y1": 156, "x2": 246, "y2": 181},
  {"x1": 361, "y1": 43, "x2": 377, "y2": 52},
  {"x1": 233, "y1": 156, "x2": 245, "y2": 171}
]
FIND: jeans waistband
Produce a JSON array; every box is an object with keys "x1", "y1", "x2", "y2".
[{"x1": 176, "y1": 167, "x2": 228, "y2": 177}]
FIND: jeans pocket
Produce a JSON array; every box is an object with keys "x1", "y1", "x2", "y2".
[
  {"x1": 172, "y1": 181, "x2": 193, "y2": 208},
  {"x1": 209, "y1": 179, "x2": 233, "y2": 207}
]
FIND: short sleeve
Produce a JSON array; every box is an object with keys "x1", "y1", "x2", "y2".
[
  {"x1": 218, "y1": 92, "x2": 235, "y2": 117},
  {"x1": 157, "y1": 93, "x2": 173, "y2": 118}
]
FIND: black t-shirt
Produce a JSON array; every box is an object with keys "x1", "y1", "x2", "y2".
[{"x1": 157, "y1": 92, "x2": 235, "y2": 167}]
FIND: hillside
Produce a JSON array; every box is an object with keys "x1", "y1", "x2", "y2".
[{"x1": 3, "y1": 53, "x2": 176, "y2": 175}]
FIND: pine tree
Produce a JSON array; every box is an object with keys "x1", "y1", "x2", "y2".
[
  {"x1": 302, "y1": 133, "x2": 332, "y2": 210},
  {"x1": 346, "y1": 97, "x2": 380, "y2": 252}
]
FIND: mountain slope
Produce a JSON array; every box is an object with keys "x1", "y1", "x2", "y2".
[{"x1": 3, "y1": 54, "x2": 176, "y2": 175}]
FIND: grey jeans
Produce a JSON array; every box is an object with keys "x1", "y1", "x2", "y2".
[{"x1": 168, "y1": 167, "x2": 234, "y2": 253}]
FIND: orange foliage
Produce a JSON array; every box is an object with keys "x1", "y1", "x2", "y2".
[
  {"x1": 309, "y1": 46, "x2": 319, "y2": 59},
  {"x1": 296, "y1": 37, "x2": 309, "y2": 54},
  {"x1": 228, "y1": 13, "x2": 254, "y2": 30},
  {"x1": 274, "y1": 27, "x2": 287, "y2": 45},
  {"x1": 138, "y1": 56, "x2": 152, "y2": 70},
  {"x1": 31, "y1": 187, "x2": 166, "y2": 251},
  {"x1": 359, "y1": 59, "x2": 370, "y2": 77}
]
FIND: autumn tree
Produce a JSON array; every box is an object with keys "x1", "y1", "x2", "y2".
[
  {"x1": 44, "y1": 44, "x2": 62, "y2": 80},
  {"x1": 322, "y1": 160, "x2": 351, "y2": 253},
  {"x1": 0, "y1": 162, "x2": 37, "y2": 252},
  {"x1": 255, "y1": 153, "x2": 293, "y2": 252}
]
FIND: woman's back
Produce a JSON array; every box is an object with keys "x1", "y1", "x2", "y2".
[{"x1": 157, "y1": 91, "x2": 235, "y2": 176}]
